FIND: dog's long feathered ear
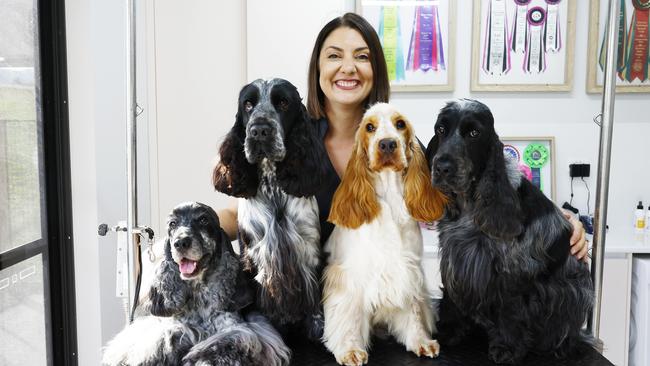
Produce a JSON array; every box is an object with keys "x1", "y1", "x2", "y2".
[
  {"x1": 212, "y1": 112, "x2": 259, "y2": 198},
  {"x1": 473, "y1": 139, "x2": 523, "y2": 239},
  {"x1": 276, "y1": 104, "x2": 326, "y2": 197},
  {"x1": 147, "y1": 237, "x2": 191, "y2": 317},
  {"x1": 425, "y1": 134, "x2": 440, "y2": 170},
  {"x1": 405, "y1": 138, "x2": 447, "y2": 222},
  {"x1": 164, "y1": 236, "x2": 173, "y2": 261},
  {"x1": 328, "y1": 130, "x2": 380, "y2": 229},
  {"x1": 218, "y1": 227, "x2": 254, "y2": 310}
]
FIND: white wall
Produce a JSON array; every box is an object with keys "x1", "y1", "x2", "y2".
[
  {"x1": 66, "y1": 0, "x2": 153, "y2": 364},
  {"x1": 149, "y1": 0, "x2": 247, "y2": 233}
]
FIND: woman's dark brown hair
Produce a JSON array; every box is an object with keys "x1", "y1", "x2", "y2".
[{"x1": 307, "y1": 12, "x2": 390, "y2": 120}]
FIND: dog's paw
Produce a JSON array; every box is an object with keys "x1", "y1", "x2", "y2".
[
  {"x1": 488, "y1": 343, "x2": 522, "y2": 365},
  {"x1": 336, "y1": 349, "x2": 368, "y2": 366},
  {"x1": 411, "y1": 339, "x2": 440, "y2": 358}
]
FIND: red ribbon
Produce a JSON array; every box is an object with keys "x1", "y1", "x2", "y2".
[{"x1": 629, "y1": 7, "x2": 649, "y2": 81}]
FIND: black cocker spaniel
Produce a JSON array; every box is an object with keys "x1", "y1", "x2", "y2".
[
  {"x1": 427, "y1": 99, "x2": 593, "y2": 364},
  {"x1": 213, "y1": 79, "x2": 326, "y2": 340}
]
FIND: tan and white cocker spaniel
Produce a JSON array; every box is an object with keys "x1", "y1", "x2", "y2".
[{"x1": 322, "y1": 103, "x2": 447, "y2": 366}]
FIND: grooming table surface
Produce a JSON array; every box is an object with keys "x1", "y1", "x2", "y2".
[{"x1": 288, "y1": 336, "x2": 614, "y2": 366}]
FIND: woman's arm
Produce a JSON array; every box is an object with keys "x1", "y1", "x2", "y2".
[{"x1": 217, "y1": 198, "x2": 239, "y2": 241}]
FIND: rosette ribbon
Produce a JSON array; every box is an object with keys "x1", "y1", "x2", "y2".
[
  {"x1": 523, "y1": 7, "x2": 547, "y2": 73},
  {"x1": 511, "y1": 0, "x2": 531, "y2": 53},
  {"x1": 483, "y1": 0, "x2": 511, "y2": 74}
]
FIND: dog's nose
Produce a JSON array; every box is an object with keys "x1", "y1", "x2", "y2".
[
  {"x1": 434, "y1": 157, "x2": 455, "y2": 177},
  {"x1": 378, "y1": 138, "x2": 397, "y2": 154},
  {"x1": 249, "y1": 123, "x2": 273, "y2": 140},
  {"x1": 174, "y1": 237, "x2": 191, "y2": 250}
]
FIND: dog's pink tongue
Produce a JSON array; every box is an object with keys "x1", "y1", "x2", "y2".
[{"x1": 179, "y1": 259, "x2": 197, "y2": 275}]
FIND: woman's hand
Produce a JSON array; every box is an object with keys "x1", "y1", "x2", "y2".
[{"x1": 563, "y1": 210, "x2": 589, "y2": 262}]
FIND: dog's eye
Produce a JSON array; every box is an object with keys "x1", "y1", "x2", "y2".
[
  {"x1": 366, "y1": 123, "x2": 375, "y2": 132},
  {"x1": 199, "y1": 217, "x2": 209, "y2": 226},
  {"x1": 395, "y1": 120, "x2": 406, "y2": 130},
  {"x1": 169, "y1": 220, "x2": 177, "y2": 229},
  {"x1": 278, "y1": 99, "x2": 289, "y2": 112},
  {"x1": 436, "y1": 126, "x2": 446, "y2": 135},
  {"x1": 244, "y1": 101, "x2": 253, "y2": 112},
  {"x1": 469, "y1": 129, "x2": 480, "y2": 138}
]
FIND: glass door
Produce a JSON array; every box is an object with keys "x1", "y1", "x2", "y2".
[{"x1": 0, "y1": 0, "x2": 76, "y2": 364}]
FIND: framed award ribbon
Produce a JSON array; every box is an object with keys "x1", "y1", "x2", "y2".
[
  {"x1": 524, "y1": 7, "x2": 547, "y2": 73},
  {"x1": 588, "y1": 0, "x2": 650, "y2": 93},
  {"x1": 357, "y1": 0, "x2": 456, "y2": 92},
  {"x1": 501, "y1": 137, "x2": 556, "y2": 201},
  {"x1": 471, "y1": 0, "x2": 576, "y2": 91}
]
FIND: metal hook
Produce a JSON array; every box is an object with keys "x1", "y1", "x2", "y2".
[
  {"x1": 593, "y1": 113, "x2": 602, "y2": 127},
  {"x1": 136, "y1": 103, "x2": 144, "y2": 117}
]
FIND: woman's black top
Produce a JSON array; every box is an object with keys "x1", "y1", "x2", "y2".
[{"x1": 313, "y1": 118, "x2": 340, "y2": 246}]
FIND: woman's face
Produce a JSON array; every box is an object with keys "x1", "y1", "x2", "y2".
[{"x1": 318, "y1": 26, "x2": 374, "y2": 111}]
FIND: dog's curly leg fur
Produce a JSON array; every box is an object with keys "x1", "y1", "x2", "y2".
[
  {"x1": 436, "y1": 294, "x2": 474, "y2": 346},
  {"x1": 483, "y1": 311, "x2": 532, "y2": 365}
]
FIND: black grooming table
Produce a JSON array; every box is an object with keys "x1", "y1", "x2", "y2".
[{"x1": 288, "y1": 335, "x2": 614, "y2": 366}]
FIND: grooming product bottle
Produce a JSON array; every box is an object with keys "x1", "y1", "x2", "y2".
[{"x1": 635, "y1": 201, "x2": 645, "y2": 234}]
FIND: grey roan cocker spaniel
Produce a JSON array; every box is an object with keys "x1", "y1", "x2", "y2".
[
  {"x1": 102, "y1": 202, "x2": 290, "y2": 366},
  {"x1": 427, "y1": 100, "x2": 594, "y2": 365},
  {"x1": 213, "y1": 78, "x2": 326, "y2": 339}
]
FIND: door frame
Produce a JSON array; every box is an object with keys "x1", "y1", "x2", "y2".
[
  {"x1": 0, "y1": 0, "x2": 77, "y2": 363},
  {"x1": 40, "y1": 0, "x2": 78, "y2": 364}
]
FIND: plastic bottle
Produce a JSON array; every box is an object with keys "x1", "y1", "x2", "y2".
[{"x1": 635, "y1": 201, "x2": 645, "y2": 234}]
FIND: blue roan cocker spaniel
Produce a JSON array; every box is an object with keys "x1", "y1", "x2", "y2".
[
  {"x1": 213, "y1": 79, "x2": 326, "y2": 339},
  {"x1": 102, "y1": 202, "x2": 290, "y2": 366},
  {"x1": 427, "y1": 100, "x2": 593, "y2": 364}
]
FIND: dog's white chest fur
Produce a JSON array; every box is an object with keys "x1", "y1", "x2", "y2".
[
  {"x1": 325, "y1": 170, "x2": 425, "y2": 308},
  {"x1": 238, "y1": 185, "x2": 320, "y2": 285}
]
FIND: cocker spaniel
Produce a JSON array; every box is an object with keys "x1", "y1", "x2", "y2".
[
  {"x1": 427, "y1": 99, "x2": 593, "y2": 364},
  {"x1": 212, "y1": 79, "x2": 325, "y2": 338},
  {"x1": 102, "y1": 202, "x2": 290, "y2": 366},
  {"x1": 322, "y1": 103, "x2": 447, "y2": 366}
]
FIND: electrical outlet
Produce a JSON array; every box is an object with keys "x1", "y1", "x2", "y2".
[{"x1": 569, "y1": 163, "x2": 590, "y2": 178}]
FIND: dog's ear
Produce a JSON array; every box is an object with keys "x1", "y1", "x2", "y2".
[
  {"x1": 473, "y1": 139, "x2": 523, "y2": 239},
  {"x1": 218, "y1": 228, "x2": 235, "y2": 256},
  {"x1": 425, "y1": 134, "x2": 440, "y2": 170},
  {"x1": 212, "y1": 112, "x2": 259, "y2": 198},
  {"x1": 328, "y1": 132, "x2": 380, "y2": 229},
  {"x1": 404, "y1": 139, "x2": 447, "y2": 222},
  {"x1": 164, "y1": 235, "x2": 173, "y2": 261},
  {"x1": 276, "y1": 105, "x2": 326, "y2": 197},
  {"x1": 217, "y1": 227, "x2": 254, "y2": 310},
  {"x1": 147, "y1": 238, "x2": 191, "y2": 317}
]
